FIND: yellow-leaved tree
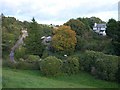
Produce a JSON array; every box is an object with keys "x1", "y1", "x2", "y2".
[{"x1": 52, "y1": 25, "x2": 77, "y2": 54}]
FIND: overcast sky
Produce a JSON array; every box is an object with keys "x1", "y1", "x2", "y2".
[{"x1": 0, "y1": 0, "x2": 119, "y2": 25}]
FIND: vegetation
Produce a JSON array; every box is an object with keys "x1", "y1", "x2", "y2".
[
  {"x1": 62, "y1": 56, "x2": 79, "y2": 75},
  {"x1": 64, "y1": 19, "x2": 88, "y2": 36},
  {"x1": 2, "y1": 16, "x2": 22, "y2": 58},
  {"x1": 106, "y1": 19, "x2": 120, "y2": 55},
  {"x1": 40, "y1": 56, "x2": 63, "y2": 76},
  {"x1": 77, "y1": 17, "x2": 104, "y2": 29},
  {"x1": 25, "y1": 18, "x2": 45, "y2": 57},
  {"x1": 77, "y1": 50, "x2": 119, "y2": 82},
  {"x1": 27, "y1": 55, "x2": 40, "y2": 62},
  {"x1": 52, "y1": 25, "x2": 77, "y2": 55},
  {"x1": 14, "y1": 46, "x2": 26, "y2": 60},
  {"x1": 2, "y1": 15, "x2": 120, "y2": 88}
]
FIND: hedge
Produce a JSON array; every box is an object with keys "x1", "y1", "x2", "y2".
[
  {"x1": 3, "y1": 59, "x2": 40, "y2": 70},
  {"x1": 78, "y1": 50, "x2": 119, "y2": 82},
  {"x1": 62, "y1": 56, "x2": 79, "y2": 75}
]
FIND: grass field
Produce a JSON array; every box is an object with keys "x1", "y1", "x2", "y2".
[{"x1": 2, "y1": 68, "x2": 119, "y2": 88}]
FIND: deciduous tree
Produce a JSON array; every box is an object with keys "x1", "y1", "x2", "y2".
[{"x1": 52, "y1": 25, "x2": 77, "y2": 54}]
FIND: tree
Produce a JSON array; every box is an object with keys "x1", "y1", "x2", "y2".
[
  {"x1": 106, "y1": 19, "x2": 118, "y2": 38},
  {"x1": 25, "y1": 18, "x2": 44, "y2": 56},
  {"x1": 2, "y1": 16, "x2": 23, "y2": 58},
  {"x1": 112, "y1": 21, "x2": 120, "y2": 55},
  {"x1": 51, "y1": 25, "x2": 77, "y2": 55},
  {"x1": 106, "y1": 19, "x2": 120, "y2": 55},
  {"x1": 64, "y1": 19, "x2": 88, "y2": 36},
  {"x1": 77, "y1": 17, "x2": 103, "y2": 29}
]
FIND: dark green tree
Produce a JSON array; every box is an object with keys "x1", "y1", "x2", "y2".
[
  {"x1": 106, "y1": 19, "x2": 118, "y2": 38},
  {"x1": 25, "y1": 18, "x2": 44, "y2": 56},
  {"x1": 77, "y1": 17, "x2": 103, "y2": 29},
  {"x1": 112, "y1": 21, "x2": 120, "y2": 55},
  {"x1": 106, "y1": 19, "x2": 120, "y2": 55},
  {"x1": 64, "y1": 19, "x2": 88, "y2": 36}
]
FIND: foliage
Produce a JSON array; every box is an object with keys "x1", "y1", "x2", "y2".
[
  {"x1": 14, "y1": 47, "x2": 26, "y2": 60},
  {"x1": 16, "y1": 60, "x2": 40, "y2": 70},
  {"x1": 64, "y1": 19, "x2": 88, "y2": 36},
  {"x1": 78, "y1": 50, "x2": 119, "y2": 82},
  {"x1": 62, "y1": 56, "x2": 79, "y2": 75},
  {"x1": 106, "y1": 19, "x2": 120, "y2": 55},
  {"x1": 106, "y1": 19, "x2": 118, "y2": 38},
  {"x1": 41, "y1": 50, "x2": 50, "y2": 59},
  {"x1": 116, "y1": 59, "x2": 120, "y2": 83},
  {"x1": 40, "y1": 56, "x2": 63, "y2": 76},
  {"x1": 27, "y1": 55, "x2": 40, "y2": 63},
  {"x1": 112, "y1": 21, "x2": 120, "y2": 56},
  {"x1": 95, "y1": 55, "x2": 119, "y2": 81},
  {"x1": 52, "y1": 25, "x2": 77, "y2": 55},
  {"x1": 25, "y1": 18, "x2": 44, "y2": 56},
  {"x1": 64, "y1": 18, "x2": 110, "y2": 52},
  {"x1": 77, "y1": 17, "x2": 103, "y2": 29},
  {"x1": 3, "y1": 59, "x2": 40, "y2": 70},
  {"x1": 2, "y1": 59, "x2": 18, "y2": 69},
  {"x1": 2, "y1": 16, "x2": 23, "y2": 57}
]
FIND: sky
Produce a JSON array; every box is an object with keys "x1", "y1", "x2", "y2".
[{"x1": 0, "y1": 0, "x2": 119, "y2": 25}]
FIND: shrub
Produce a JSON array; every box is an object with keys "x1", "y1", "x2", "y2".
[
  {"x1": 40, "y1": 56, "x2": 63, "y2": 76},
  {"x1": 116, "y1": 59, "x2": 120, "y2": 83},
  {"x1": 78, "y1": 51, "x2": 104, "y2": 72},
  {"x1": 16, "y1": 60, "x2": 40, "y2": 70},
  {"x1": 95, "y1": 55, "x2": 119, "y2": 81},
  {"x1": 3, "y1": 59, "x2": 40, "y2": 70},
  {"x1": 14, "y1": 47, "x2": 26, "y2": 60},
  {"x1": 27, "y1": 55, "x2": 40, "y2": 63},
  {"x1": 62, "y1": 56, "x2": 79, "y2": 75},
  {"x1": 2, "y1": 59, "x2": 17, "y2": 69},
  {"x1": 78, "y1": 50, "x2": 119, "y2": 82},
  {"x1": 41, "y1": 50, "x2": 50, "y2": 59}
]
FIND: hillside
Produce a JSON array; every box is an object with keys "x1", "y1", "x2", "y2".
[{"x1": 2, "y1": 68, "x2": 119, "y2": 88}]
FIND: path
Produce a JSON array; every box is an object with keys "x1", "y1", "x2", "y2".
[{"x1": 10, "y1": 28, "x2": 28, "y2": 62}]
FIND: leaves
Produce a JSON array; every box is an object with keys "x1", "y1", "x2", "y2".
[{"x1": 52, "y1": 25, "x2": 77, "y2": 54}]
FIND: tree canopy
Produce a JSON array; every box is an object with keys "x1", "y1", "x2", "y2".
[
  {"x1": 106, "y1": 19, "x2": 120, "y2": 55},
  {"x1": 52, "y1": 25, "x2": 77, "y2": 55},
  {"x1": 25, "y1": 18, "x2": 44, "y2": 56}
]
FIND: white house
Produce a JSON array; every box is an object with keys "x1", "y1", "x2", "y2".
[
  {"x1": 41, "y1": 36, "x2": 52, "y2": 45},
  {"x1": 93, "y1": 23, "x2": 107, "y2": 36}
]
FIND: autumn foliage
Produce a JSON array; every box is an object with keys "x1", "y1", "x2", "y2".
[{"x1": 52, "y1": 25, "x2": 77, "y2": 54}]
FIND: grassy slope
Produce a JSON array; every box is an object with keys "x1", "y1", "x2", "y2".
[{"x1": 2, "y1": 68, "x2": 119, "y2": 88}]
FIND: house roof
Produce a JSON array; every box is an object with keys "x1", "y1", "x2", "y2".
[
  {"x1": 46, "y1": 36, "x2": 52, "y2": 41},
  {"x1": 94, "y1": 24, "x2": 106, "y2": 28}
]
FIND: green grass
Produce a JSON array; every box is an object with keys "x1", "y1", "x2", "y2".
[{"x1": 2, "y1": 67, "x2": 119, "y2": 88}]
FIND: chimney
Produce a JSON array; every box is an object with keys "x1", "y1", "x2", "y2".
[{"x1": 94, "y1": 23, "x2": 97, "y2": 27}]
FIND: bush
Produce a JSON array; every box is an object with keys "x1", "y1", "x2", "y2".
[
  {"x1": 116, "y1": 59, "x2": 120, "y2": 83},
  {"x1": 41, "y1": 50, "x2": 50, "y2": 59},
  {"x1": 78, "y1": 51, "x2": 104, "y2": 72},
  {"x1": 27, "y1": 55, "x2": 40, "y2": 63},
  {"x1": 95, "y1": 55, "x2": 119, "y2": 81},
  {"x1": 62, "y1": 56, "x2": 79, "y2": 75},
  {"x1": 14, "y1": 47, "x2": 26, "y2": 60},
  {"x1": 78, "y1": 50, "x2": 119, "y2": 82},
  {"x1": 16, "y1": 60, "x2": 40, "y2": 70},
  {"x1": 2, "y1": 59, "x2": 17, "y2": 69},
  {"x1": 40, "y1": 56, "x2": 63, "y2": 76},
  {"x1": 3, "y1": 59, "x2": 40, "y2": 70}
]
